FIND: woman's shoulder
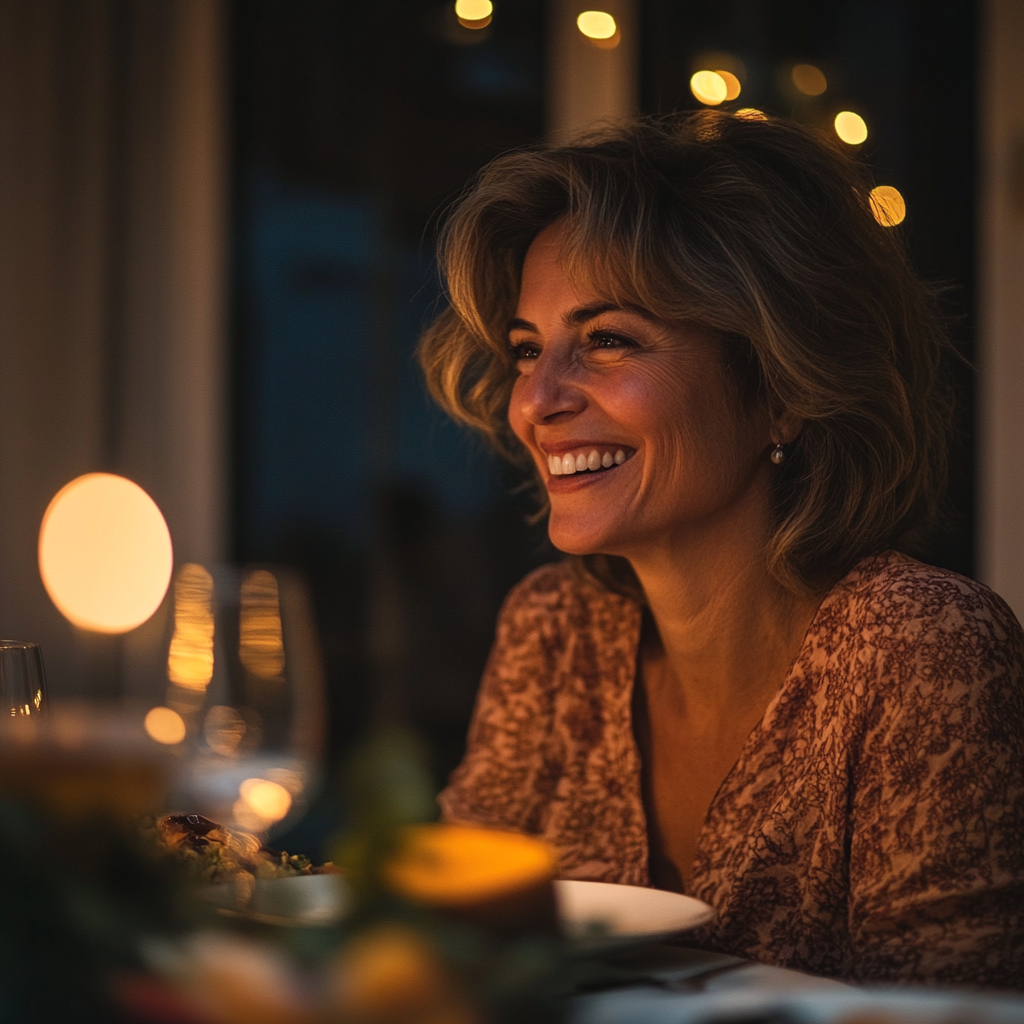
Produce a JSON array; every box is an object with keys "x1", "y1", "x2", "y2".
[
  {"x1": 829, "y1": 550, "x2": 1021, "y2": 640},
  {"x1": 498, "y1": 559, "x2": 640, "y2": 630},
  {"x1": 815, "y1": 551, "x2": 1024, "y2": 694}
]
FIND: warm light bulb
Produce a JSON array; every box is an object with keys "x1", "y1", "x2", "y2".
[
  {"x1": 834, "y1": 111, "x2": 868, "y2": 145},
  {"x1": 39, "y1": 473, "x2": 173, "y2": 633},
  {"x1": 454, "y1": 0, "x2": 492, "y2": 20},
  {"x1": 240, "y1": 778, "x2": 293, "y2": 822},
  {"x1": 716, "y1": 70, "x2": 741, "y2": 101},
  {"x1": 145, "y1": 706, "x2": 186, "y2": 745},
  {"x1": 576, "y1": 10, "x2": 617, "y2": 39},
  {"x1": 690, "y1": 71, "x2": 728, "y2": 106},
  {"x1": 869, "y1": 185, "x2": 906, "y2": 227},
  {"x1": 791, "y1": 64, "x2": 827, "y2": 96}
]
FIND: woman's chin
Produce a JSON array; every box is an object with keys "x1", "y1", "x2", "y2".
[{"x1": 547, "y1": 519, "x2": 621, "y2": 557}]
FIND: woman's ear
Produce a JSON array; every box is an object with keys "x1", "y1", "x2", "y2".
[{"x1": 771, "y1": 410, "x2": 804, "y2": 446}]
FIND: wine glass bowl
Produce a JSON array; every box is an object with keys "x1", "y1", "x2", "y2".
[{"x1": 156, "y1": 564, "x2": 326, "y2": 837}]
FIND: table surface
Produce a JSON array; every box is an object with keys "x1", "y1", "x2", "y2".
[{"x1": 571, "y1": 944, "x2": 1024, "y2": 1024}]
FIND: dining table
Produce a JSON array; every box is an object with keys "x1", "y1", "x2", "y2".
[{"x1": 571, "y1": 942, "x2": 1024, "y2": 1024}]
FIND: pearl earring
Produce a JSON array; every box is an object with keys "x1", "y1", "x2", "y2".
[{"x1": 770, "y1": 443, "x2": 785, "y2": 465}]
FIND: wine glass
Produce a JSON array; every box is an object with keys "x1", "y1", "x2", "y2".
[
  {"x1": 152, "y1": 564, "x2": 326, "y2": 837},
  {"x1": 0, "y1": 641, "x2": 47, "y2": 718}
]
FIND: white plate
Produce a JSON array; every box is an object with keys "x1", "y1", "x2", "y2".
[
  {"x1": 207, "y1": 875, "x2": 714, "y2": 944},
  {"x1": 555, "y1": 879, "x2": 715, "y2": 950}
]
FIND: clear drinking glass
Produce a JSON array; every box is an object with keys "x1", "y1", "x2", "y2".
[
  {"x1": 0, "y1": 641, "x2": 47, "y2": 718},
  {"x1": 156, "y1": 565, "x2": 327, "y2": 837}
]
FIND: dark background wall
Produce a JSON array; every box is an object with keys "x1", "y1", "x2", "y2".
[{"x1": 230, "y1": 0, "x2": 977, "y2": 801}]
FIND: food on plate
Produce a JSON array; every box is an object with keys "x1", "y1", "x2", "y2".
[{"x1": 153, "y1": 812, "x2": 324, "y2": 884}]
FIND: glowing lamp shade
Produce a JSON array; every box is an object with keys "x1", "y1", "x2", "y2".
[
  {"x1": 834, "y1": 111, "x2": 868, "y2": 145},
  {"x1": 39, "y1": 473, "x2": 173, "y2": 634},
  {"x1": 690, "y1": 71, "x2": 728, "y2": 105}
]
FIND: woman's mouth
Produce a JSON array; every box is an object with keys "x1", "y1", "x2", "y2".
[{"x1": 545, "y1": 447, "x2": 635, "y2": 476}]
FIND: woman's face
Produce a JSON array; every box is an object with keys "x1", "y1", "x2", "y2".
[{"x1": 508, "y1": 222, "x2": 777, "y2": 560}]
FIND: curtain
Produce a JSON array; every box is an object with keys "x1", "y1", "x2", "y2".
[{"x1": 0, "y1": 0, "x2": 227, "y2": 695}]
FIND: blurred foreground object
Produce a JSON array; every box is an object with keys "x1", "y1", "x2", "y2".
[
  {"x1": 139, "y1": 727, "x2": 570, "y2": 1024},
  {"x1": 0, "y1": 702, "x2": 170, "y2": 819},
  {"x1": 0, "y1": 711, "x2": 194, "y2": 1023},
  {"x1": 0, "y1": 702, "x2": 572, "y2": 1022},
  {"x1": 326, "y1": 923, "x2": 477, "y2": 1024},
  {"x1": 385, "y1": 823, "x2": 558, "y2": 934},
  {"x1": 39, "y1": 473, "x2": 173, "y2": 634},
  {"x1": 332, "y1": 726, "x2": 437, "y2": 904}
]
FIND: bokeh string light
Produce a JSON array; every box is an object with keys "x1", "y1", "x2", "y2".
[
  {"x1": 716, "y1": 70, "x2": 741, "y2": 101},
  {"x1": 834, "y1": 110, "x2": 868, "y2": 145},
  {"x1": 454, "y1": 0, "x2": 491, "y2": 29},
  {"x1": 690, "y1": 70, "x2": 728, "y2": 105},
  {"x1": 869, "y1": 185, "x2": 907, "y2": 227},
  {"x1": 791, "y1": 64, "x2": 827, "y2": 96},
  {"x1": 576, "y1": 11, "x2": 619, "y2": 48}
]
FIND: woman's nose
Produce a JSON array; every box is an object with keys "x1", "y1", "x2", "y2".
[{"x1": 513, "y1": 351, "x2": 585, "y2": 426}]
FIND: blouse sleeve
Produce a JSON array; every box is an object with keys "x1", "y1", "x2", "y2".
[
  {"x1": 437, "y1": 566, "x2": 567, "y2": 834},
  {"x1": 848, "y1": 576, "x2": 1024, "y2": 986}
]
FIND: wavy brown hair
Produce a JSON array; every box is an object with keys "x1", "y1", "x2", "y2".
[{"x1": 417, "y1": 111, "x2": 955, "y2": 596}]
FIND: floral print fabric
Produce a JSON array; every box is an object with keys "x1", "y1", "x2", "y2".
[{"x1": 438, "y1": 552, "x2": 1024, "y2": 986}]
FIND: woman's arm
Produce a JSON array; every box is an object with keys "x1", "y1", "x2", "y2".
[
  {"x1": 437, "y1": 565, "x2": 566, "y2": 833},
  {"x1": 849, "y1": 581, "x2": 1024, "y2": 986}
]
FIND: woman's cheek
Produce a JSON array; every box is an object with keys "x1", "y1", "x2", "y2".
[{"x1": 507, "y1": 379, "x2": 530, "y2": 443}]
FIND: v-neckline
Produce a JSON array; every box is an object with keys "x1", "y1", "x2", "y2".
[{"x1": 622, "y1": 571, "x2": 844, "y2": 892}]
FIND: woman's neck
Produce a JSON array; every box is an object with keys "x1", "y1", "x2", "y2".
[{"x1": 626, "y1": 523, "x2": 821, "y2": 727}]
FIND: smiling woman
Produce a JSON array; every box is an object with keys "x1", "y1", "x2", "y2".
[
  {"x1": 416, "y1": 113, "x2": 1024, "y2": 987},
  {"x1": 506, "y1": 225, "x2": 779, "y2": 564}
]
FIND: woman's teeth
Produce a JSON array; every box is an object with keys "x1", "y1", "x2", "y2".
[{"x1": 547, "y1": 449, "x2": 628, "y2": 476}]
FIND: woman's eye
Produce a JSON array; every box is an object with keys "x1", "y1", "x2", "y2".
[
  {"x1": 510, "y1": 341, "x2": 541, "y2": 361},
  {"x1": 589, "y1": 331, "x2": 635, "y2": 352}
]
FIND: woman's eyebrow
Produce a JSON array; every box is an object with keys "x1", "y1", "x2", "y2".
[
  {"x1": 565, "y1": 302, "x2": 658, "y2": 326},
  {"x1": 508, "y1": 317, "x2": 537, "y2": 333},
  {"x1": 508, "y1": 303, "x2": 658, "y2": 335}
]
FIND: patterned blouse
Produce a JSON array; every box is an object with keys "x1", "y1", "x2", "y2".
[{"x1": 438, "y1": 552, "x2": 1024, "y2": 987}]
